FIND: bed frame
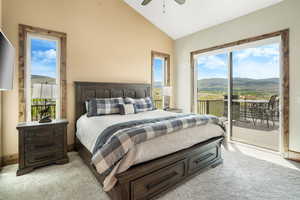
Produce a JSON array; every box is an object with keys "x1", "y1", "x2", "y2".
[{"x1": 74, "y1": 82, "x2": 224, "y2": 200}]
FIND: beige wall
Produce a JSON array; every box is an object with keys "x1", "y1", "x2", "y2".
[
  {"x1": 174, "y1": 0, "x2": 300, "y2": 152},
  {"x1": 2, "y1": 0, "x2": 173, "y2": 156},
  {"x1": 0, "y1": 0, "x2": 2, "y2": 165}
]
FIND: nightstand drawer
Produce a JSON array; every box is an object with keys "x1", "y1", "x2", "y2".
[
  {"x1": 25, "y1": 150, "x2": 64, "y2": 166},
  {"x1": 25, "y1": 141, "x2": 63, "y2": 152},
  {"x1": 25, "y1": 127, "x2": 54, "y2": 138},
  {"x1": 25, "y1": 132, "x2": 63, "y2": 143},
  {"x1": 54, "y1": 125, "x2": 66, "y2": 136}
]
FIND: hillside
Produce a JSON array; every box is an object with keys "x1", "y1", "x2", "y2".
[
  {"x1": 31, "y1": 75, "x2": 56, "y2": 85},
  {"x1": 198, "y1": 78, "x2": 279, "y2": 93},
  {"x1": 153, "y1": 81, "x2": 163, "y2": 88}
]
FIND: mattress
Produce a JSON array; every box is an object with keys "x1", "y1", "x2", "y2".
[{"x1": 76, "y1": 110, "x2": 224, "y2": 165}]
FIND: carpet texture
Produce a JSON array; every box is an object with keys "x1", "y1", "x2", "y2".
[{"x1": 1, "y1": 148, "x2": 300, "y2": 200}]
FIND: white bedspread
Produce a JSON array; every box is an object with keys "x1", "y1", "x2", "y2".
[{"x1": 76, "y1": 110, "x2": 224, "y2": 165}]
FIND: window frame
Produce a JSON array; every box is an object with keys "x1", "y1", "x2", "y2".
[
  {"x1": 151, "y1": 51, "x2": 171, "y2": 108},
  {"x1": 190, "y1": 29, "x2": 289, "y2": 155},
  {"x1": 19, "y1": 24, "x2": 67, "y2": 122}
]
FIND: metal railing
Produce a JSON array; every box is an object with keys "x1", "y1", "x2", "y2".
[
  {"x1": 31, "y1": 100, "x2": 56, "y2": 121},
  {"x1": 197, "y1": 99, "x2": 279, "y2": 121}
]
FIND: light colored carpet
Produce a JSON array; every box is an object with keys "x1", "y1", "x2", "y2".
[{"x1": 1, "y1": 146, "x2": 300, "y2": 200}]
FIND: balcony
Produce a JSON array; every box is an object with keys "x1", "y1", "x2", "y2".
[{"x1": 197, "y1": 98, "x2": 279, "y2": 151}]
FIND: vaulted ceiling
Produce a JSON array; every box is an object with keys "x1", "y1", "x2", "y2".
[{"x1": 124, "y1": 0, "x2": 283, "y2": 39}]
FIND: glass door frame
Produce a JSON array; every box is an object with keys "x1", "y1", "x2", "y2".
[{"x1": 190, "y1": 30, "x2": 289, "y2": 156}]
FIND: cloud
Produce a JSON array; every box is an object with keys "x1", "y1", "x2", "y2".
[
  {"x1": 32, "y1": 49, "x2": 57, "y2": 65},
  {"x1": 235, "y1": 44, "x2": 279, "y2": 61},
  {"x1": 31, "y1": 49, "x2": 57, "y2": 78},
  {"x1": 233, "y1": 59, "x2": 279, "y2": 79},
  {"x1": 31, "y1": 64, "x2": 57, "y2": 78},
  {"x1": 197, "y1": 44, "x2": 280, "y2": 80},
  {"x1": 197, "y1": 55, "x2": 226, "y2": 69}
]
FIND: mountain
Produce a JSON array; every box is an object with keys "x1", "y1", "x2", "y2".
[
  {"x1": 198, "y1": 78, "x2": 279, "y2": 93},
  {"x1": 31, "y1": 75, "x2": 56, "y2": 85},
  {"x1": 153, "y1": 81, "x2": 163, "y2": 88}
]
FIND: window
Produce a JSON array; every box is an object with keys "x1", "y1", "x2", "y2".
[
  {"x1": 196, "y1": 53, "x2": 228, "y2": 116},
  {"x1": 26, "y1": 35, "x2": 60, "y2": 121},
  {"x1": 151, "y1": 51, "x2": 170, "y2": 109},
  {"x1": 19, "y1": 25, "x2": 67, "y2": 122}
]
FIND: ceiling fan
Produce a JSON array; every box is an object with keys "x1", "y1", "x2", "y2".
[{"x1": 141, "y1": 0, "x2": 186, "y2": 6}]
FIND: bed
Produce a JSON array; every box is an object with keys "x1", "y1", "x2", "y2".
[{"x1": 74, "y1": 82, "x2": 225, "y2": 200}]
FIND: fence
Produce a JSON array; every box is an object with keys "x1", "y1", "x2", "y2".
[
  {"x1": 197, "y1": 100, "x2": 224, "y2": 117},
  {"x1": 31, "y1": 99, "x2": 56, "y2": 121}
]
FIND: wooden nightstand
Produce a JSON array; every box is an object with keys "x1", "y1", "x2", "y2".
[
  {"x1": 16, "y1": 119, "x2": 69, "y2": 176},
  {"x1": 164, "y1": 108, "x2": 183, "y2": 113}
]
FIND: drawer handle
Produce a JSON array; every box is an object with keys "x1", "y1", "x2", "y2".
[
  {"x1": 146, "y1": 171, "x2": 178, "y2": 190},
  {"x1": 35, "y1": 144, "x2": 54, "y2": 149},
  {"x1": 194, "y1": 153, "x2": 214, "y2": 164},
  {"x1": 34, "y1": 154, "x2": 55, "y2": 161}
]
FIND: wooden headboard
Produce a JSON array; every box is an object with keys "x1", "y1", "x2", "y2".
[{"x1": 74, "y1": 82, "x2": 151, "y2": 121}]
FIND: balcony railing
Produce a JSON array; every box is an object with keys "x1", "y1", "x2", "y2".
[
  {"x1": 197, "y1": 99, "x2": 279, "y2": 122},
  {"x1": 31, "y1": 100, "x2": 56, "y2": 121},
  {"x1": 197, "y1": 100, "x2": 225, "y2": 117}
]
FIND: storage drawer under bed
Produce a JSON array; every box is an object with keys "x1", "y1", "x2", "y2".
[
  {"x1": 188, "y1": 146, "x2": 219, "y2": 174},
  {"x1": 131, "y1": 160, "x2": 186, "y2": 200}
]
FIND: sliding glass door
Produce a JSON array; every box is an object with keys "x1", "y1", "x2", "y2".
[
  {"x1": 231, "y1": 43, "x2": 280, "y2": 151},
  {"x1": 195, "y1": 40, "x2": 281, "y2": 151}
]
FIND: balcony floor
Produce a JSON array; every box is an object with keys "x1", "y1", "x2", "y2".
[{"x1": 231, "y1": 120, "x2": 279, "y2": 151}]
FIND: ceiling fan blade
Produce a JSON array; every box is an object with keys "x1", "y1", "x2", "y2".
[
  {"x1": 141, "y1": 0, "x2": 152, "y2": 6},
  {"x1": 174, "y1": 0, "x2": 186, "y2": 5}
]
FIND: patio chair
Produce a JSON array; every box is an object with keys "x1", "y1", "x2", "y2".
[
  {"x1": 249, "y1": 102, "x2": 264, "y2": 127},
  {"x1": 264, "y1": 95, "x2": 279, "y2": 128},
  {"x1": 249, "y1": 95, "x2": 279, "y2": 128}
]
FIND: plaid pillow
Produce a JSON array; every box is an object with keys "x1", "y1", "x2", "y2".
[
  {"x1": 87, "y1": 97, "x2": 124, "y2": 117},
  {"x1": 118, "y1": 103, "x2": 136, "y2": 115},
  {"x1": 124, "y1": 97, "x2": 155, "y2": 113}
]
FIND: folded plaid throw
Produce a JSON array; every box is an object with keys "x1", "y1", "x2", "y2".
[{"x1": 91, "y1": 114, "x2": 224, "y2": 176}]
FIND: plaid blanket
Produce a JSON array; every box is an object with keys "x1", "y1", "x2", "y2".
[{"x1": 91, "y1": 114, "x2": 224, "y2": 176}]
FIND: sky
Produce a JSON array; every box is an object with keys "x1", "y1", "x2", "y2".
[
  {"x1": 31, "y1": 38, "x2": 57, "y2": 78},
  {"x1": 197, "y1": 43, "x2": 280, "y2": 80},
  {"x1": 153, "y1": 58, "x2": 164, "y2": 82}
]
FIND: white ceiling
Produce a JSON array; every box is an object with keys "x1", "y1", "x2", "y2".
[{"x1": 124, "y1": 0, "x2": 283, "y2": 39}]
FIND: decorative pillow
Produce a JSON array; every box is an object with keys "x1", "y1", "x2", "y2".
[
  {"x1": 86, "y1": 97, "x2": 124, "y2": 117},
  {"x1": 124, "y1": 97, "x2": 155, "y2": 113},
  {"x1": 118, "y1": 103, "x2": 136, "y2": 115}
]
